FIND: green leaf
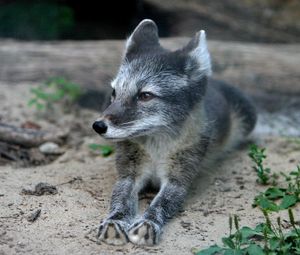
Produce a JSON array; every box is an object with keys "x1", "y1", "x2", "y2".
[
  {"x1": 100, "y1": 145, "x2": 114, "y2": 157},
  {"x1": 223, "y1": 250, "x2": 234, "y2": 255},
  {"x1": 285, "y1": 228, "x2": 300, "y2": 239},
  {"x1": 88, "y1": 143, "x2": 113, "y2": 157},
  {"x1": 50, "y1": 89, "x2": 65, "y2": 101},
  {"x1": 239, "y1": 226, "x2": 262, "y2": 243},
  {"x1": 29, "y1": 77, "x2": 82, "y2": 112},
  {"x1": 88, "y1": 143, "x2": 101, "y2": 150},
  {"x1": 253, "y1": 223, "x2": 265, "y2": 233},
  {"x1": 30, "y1": 87, "x2": 51, "y2": 100},
  {"x1": 269, "y1": 237, "x2": 280, "y2": 250},
  {"x1": 28, "y1": 98, "x2": 38, "y2": 106},
  {"x1": 254, "y1": 195, "x2": 279, "y2": 212},
  {"x1": 281, "y1": 243, "x2": 292, "y2": 253},
  {"x1": 222, "y1": 237, "x2": 235, "y2": 249},
  {"x1": 224, "y1": 249, "x2": 243, "y2": 255},
  {"x1": 279, "y1": 195, "x2": 298, "y2": 209},
  {"x1": 246, "y1": 244, "x2": 264, "y2": 255},
  {"x1": 195, "y1": 245, "x2": 223, "y2": 255},
  {"x1": 36, "y1": 102, "x2": 45, "y2": 110},
  {"x1": 264, "y1": 187, "x2": 285, "y2": 200}
]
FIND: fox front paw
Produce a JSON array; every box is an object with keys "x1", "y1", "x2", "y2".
[
  {"x1": 128, "y1": 219, "x2": 161, "y2": 246},
  {"x1": 97, "y1": 219, "x2": 129, "y2": 245}
]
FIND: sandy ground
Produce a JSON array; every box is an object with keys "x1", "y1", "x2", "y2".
[
  {"x1": 0, "y1": 38, "x2": 300, "y2": 254},
  {"x1": 0, "y1": 82, "x2": 300, "y2": 255}
]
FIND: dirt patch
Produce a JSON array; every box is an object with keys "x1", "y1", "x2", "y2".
[{"x1": 21, "y1": 183, "x2": 58, "y2": 196}]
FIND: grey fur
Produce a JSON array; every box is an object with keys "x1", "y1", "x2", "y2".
[{"x1": 94, "y1": 19, "x2": 257, "y2": 246}]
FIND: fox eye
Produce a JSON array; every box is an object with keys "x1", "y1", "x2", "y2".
[{"x1": 138, "y1": 92, "x2": 154, "y2": 102}]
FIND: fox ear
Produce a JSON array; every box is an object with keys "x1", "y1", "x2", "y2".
[
  {"x1": 184, "y1": 30, "x2": 212, "y2": 77},
  {"x1": 125, "y1": 19, "x2": 160, "y2": 55}
]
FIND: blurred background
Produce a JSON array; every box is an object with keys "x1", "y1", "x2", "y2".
[
  {"x1": 0, "y1": 0, "x2": 299, "y2": 137},
  {"x1": 0, "y1": 0, "x2": 299, "y2": 42},
  {"x1": 0, "y1": 2, "x2": 300, "y2": 252},
  {"x1": 0, "y1": 0, "x2": 299, "y2": 135}
]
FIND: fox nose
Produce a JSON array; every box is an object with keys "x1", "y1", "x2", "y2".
[{"x1": 92, "y1": 121, "x2": 107, "y2": 134}]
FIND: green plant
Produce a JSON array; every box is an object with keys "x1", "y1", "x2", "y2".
[
  {"x1": 249, "y1": 144, "x2": 273, "y2": 185},
  {"x1": 195, "y1": 146, "x2": 300, "y2": 255},
  {"x1": 253, "y1": 165, "x2": 300, "y2": 212},
  {"x1": 88, "y1": 143, "x2": 114, "y2": 157},
  {"x1": 28, "y1": 77, "x2": 81, "y2": 111},
  {"x1": 195, "y1": 210, "x2": 300, "y2": 255}
]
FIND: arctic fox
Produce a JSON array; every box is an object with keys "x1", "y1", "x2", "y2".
[{"x1": 93, "y1": 19, "x2": 256, "y2": 246}]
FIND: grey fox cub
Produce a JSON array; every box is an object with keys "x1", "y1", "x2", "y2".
[{"x1": 93, "y1": 19, "x2": 256, "y2": 246}]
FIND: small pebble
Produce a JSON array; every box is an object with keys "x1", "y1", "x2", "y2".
[
  {"x1": 39, "y1": 142, "x2": 64, "y2": 155},
  {"x1": 27, "y1": 209, "x2": 41, "y2": 222}
]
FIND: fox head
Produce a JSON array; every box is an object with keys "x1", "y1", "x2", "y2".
[{"x1": 93, "y1": 19, "x2": 211, "y2": 140}]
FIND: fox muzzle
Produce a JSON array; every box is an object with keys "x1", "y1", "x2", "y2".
[{"x1": 92, "y1": 120, "x2": 108, "y2": 134}]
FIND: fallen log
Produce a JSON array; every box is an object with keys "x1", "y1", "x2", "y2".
[
  {"x1": 0, "y1": 40, "x2": 299, "y2": 113},
  {"x1": 0, "y1": 122, "x2": 67, "y2": 148},
  {"x1": 0, "y1": 141, "x2": 59, "y2": 167}
]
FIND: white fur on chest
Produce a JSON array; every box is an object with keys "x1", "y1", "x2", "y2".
[
  {"x1": 136, "y1": 136, "x2": 173, "y2": 188},
  {"x1": 134, "y1": 109, "x2": 204, "y2": 189}
]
